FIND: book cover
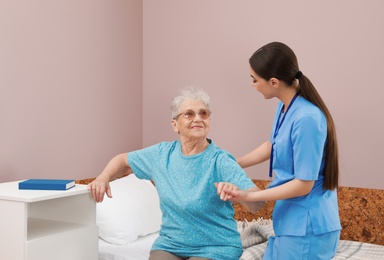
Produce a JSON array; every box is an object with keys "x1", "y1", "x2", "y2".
[{"x1": 18, "y1": 179, "x2": 76, "y2": 190}]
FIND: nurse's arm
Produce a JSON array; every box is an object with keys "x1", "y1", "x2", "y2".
[
  {"x1": 242, "y1": 186, "x2": 266, "y2": 213},
  {"x1": 225, "y1": 179, "x2": 315, "y2": 202},
  {"x1": 254, "y1": 179, "x2": 315, "y2": 201},
  {"x1": 237, "y1": 141, "x2": 271, "y2": 168}
]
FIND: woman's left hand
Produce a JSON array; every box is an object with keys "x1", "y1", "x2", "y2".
[{"x1": 214, "y1": 182, "x2": 239, "y2": 201}]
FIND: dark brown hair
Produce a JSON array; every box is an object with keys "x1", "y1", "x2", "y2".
[{"x1": 250, "y1": 42, "x2": 339, "y2": 190}]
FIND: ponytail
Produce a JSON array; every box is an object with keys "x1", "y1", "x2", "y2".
[{"x1": 297, "y1": 75, "x2": 339, "y2": 190}]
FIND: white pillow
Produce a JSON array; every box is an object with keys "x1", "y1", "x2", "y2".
[{"x1": 96, "y1": 174, "x2": 162, "y2": 245}]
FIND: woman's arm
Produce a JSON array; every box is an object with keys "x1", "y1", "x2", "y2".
[
  {"x1": 237, "y1": 141, "x2": 272, "y2": 168},
  {"x1": 88, "y1": 153, "x2": 132, "y2": 202}
]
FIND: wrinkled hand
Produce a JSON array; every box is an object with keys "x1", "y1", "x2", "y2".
[
  {"x1": 87, "y1": 178, "x2": 112, "y2": 203},
  {"x1": 215, "y1": 182, "x2": 239, "y2": 201}
]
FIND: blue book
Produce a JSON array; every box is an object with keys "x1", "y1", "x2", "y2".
[{"x1": 18, "y1": 179, "x2": 75, "y2": 190}]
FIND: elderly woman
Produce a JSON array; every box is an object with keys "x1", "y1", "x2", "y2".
[{"x1": 88, "y1": 86, "x2": 263, "y2": 260}]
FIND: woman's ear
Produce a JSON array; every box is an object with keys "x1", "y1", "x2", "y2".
[
  {"x1": 269, "y1": 77, "x2": 280, "y2": 89},
  {"x1": 171, "y1": 119, "x2": 179, "y2": 134}
]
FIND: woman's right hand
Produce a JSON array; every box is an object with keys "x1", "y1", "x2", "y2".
[
  {"x1": 87, "y1": 153, "x2": 131, "y2": 203},
  {"x1": 88, "y1": 177, "x2": 112, "y2": 203}
]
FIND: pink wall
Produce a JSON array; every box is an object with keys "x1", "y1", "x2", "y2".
[
  {"x1": 143, "y1": 1, "x2": 384, "y2": 189},
  {"x1": 2, "y1": 1, "x2": 383, "y2": 190},
  {"x1": 0, "y1": 1, "x2": 143, "y2": 182}
]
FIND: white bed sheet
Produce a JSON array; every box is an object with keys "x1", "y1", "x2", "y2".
[{"x1": 99, "y1": 232, "x2": 159, "y2": 260}]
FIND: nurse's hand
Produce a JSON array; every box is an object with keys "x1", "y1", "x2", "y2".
[
  {"x1": 215, "y1": 182, "x2": 239, "y2": 201},
  {"x1": 222, "y1": 189, "x2": 253, "y2": 202}
]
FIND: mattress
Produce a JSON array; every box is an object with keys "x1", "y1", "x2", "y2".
[
  {"x1": 241, "y1": 239, "x2": 384, "y2": 260},
  {"x1": 99, "y1": 221, "x2": 384, "y2": 260},
  {"x1": 99, "y1": 232, "x2": 159, "y2": 260},
  {"x1": 239, "y1": 220, "x2": 384, "y2": 260}
]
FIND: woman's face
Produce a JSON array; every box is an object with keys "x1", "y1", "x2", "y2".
[
  {"x1": 250, "y1": 67, "x2": 277, "y2": 99},
  {"x1": 171, "y1": 99, "x2": 210, "y2": 141}
]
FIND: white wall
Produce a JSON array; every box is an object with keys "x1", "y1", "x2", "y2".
[
  {"x1": 0, "y1": 0, "x2": 143, "y2": 182},
  {"x1": 143, "y1": 0, "x2": 384, "y2": 189}
]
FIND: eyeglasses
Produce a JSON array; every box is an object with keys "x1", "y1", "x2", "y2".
[{"x1": 175, "y1": 109, "x2": 211, "y2": 120}]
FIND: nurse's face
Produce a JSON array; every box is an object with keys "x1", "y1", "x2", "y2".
[{"x1": 250, "y1": 67, "x2": 276, "y2": 99}]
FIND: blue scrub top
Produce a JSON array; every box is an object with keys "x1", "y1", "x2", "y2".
[
  {"x1": 128, "y1": 140, "x2": 255, "y2": 259},
  {"x1": 269, "y1": 96, "x2": 341, "y2": 236}
]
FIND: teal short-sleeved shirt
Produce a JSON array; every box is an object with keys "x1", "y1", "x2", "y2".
[
  {"x1": 128, "y1": 139, "x2": 255, "y2": 260},
  {"x1": 269, "y1": 97, "x2": 341, "y2": 236}
]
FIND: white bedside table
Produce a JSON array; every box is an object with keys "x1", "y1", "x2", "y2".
[{"x1": 0, "y1": 180, "x2": 98, "y2": 260}]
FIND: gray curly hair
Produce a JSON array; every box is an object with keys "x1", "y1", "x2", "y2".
[{"x1": 170, "y1": 86, "x2": 210, "y2": 119}]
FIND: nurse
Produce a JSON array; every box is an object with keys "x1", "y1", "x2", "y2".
[{"x1": 222, "y1": 42, "x2": 341, "y2": 259}]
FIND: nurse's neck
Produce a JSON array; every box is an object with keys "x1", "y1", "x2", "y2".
[{"x1": 280, "y1": 88, "x2": 299, "y2": 113}]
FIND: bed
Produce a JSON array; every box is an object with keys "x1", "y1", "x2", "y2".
[
  {"x1": 76, "y1": 177, "x2": 384, "y2": 260},
  {"x1": 235, "y1": 180, "x2": 384, "y2": 260},
  {"x1": 238, "y1": 219, "x2": 384, "y2": 260},
  {"x1": 99, "y1": 232, "x2": 158, "y2": 260},
  {"x1": 98, "y1": 220, "x2": 384, "y2": 260}
]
